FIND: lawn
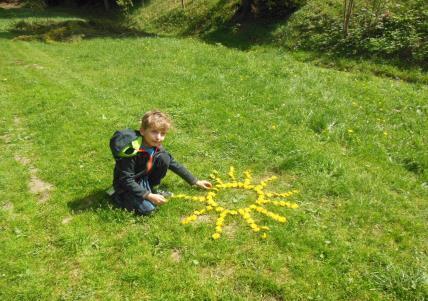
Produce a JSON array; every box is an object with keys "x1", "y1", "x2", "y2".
[{"x1": 0, "y1": 7, "x2": 427, "y2": 300}]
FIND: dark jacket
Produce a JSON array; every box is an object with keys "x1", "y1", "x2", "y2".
[{"x1": 113, "y1": 140, "x2": 197, "y2": 199}]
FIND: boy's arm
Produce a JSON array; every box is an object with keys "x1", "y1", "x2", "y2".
[
  {"x1": 115, "y1": 158, "x2": 150, "y2": 199},
  {"x1": 168, "y1": 154, "x2": 198, "y2": 185}
]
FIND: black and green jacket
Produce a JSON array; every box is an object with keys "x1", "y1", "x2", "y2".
[{"x1": 113, "y1": 135, "x2": 197, "y2": 199}]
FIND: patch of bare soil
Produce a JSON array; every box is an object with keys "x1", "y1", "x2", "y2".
[
  {"x1": 14, "y1": 154, "x2": 31, "y2": 166},
  {"x1": 29, "y1": 64, "x2": 44, "y2": 70},
  {"x1": 199, "y1": 265, "x2": 235, "y2": 281},
  {"x1": 223, "y1": 222, "x2": 239, "y2": 239},
  {"x1": 14, "y1": 116, "x2": 21, "y2": 126},
  {"x1": 195, "y1": 214, "x2": 212, "y2": 223},
  {"x1": 29, "y1": 173, "x2": 53, "y2": 203},
  {"x1": 170, "y1": 249, "x2": 181, "y2": 263},
  {"x1": 61, "y1": 216, "x2": 73, "y2": 224},
  {"x1": 0, "y1": 1, "x2": 23, "y2": 9},
  {"x1": 2, "y1": 201, "x2": 14, "y2": 212},
  {"x1": 0, "y1": 134, "x2": 12, "y2": 144},
  {"x1": 14, "y1": 155, "x2": 54, "y2": 203}
]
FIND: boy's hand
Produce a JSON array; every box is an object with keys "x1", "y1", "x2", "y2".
[
  {"x1": 146, "y1": 193, "x2": 167, "y2": 205},
  {"x1": 195, "y1": 180, "x2": 212, "y2": 190}
]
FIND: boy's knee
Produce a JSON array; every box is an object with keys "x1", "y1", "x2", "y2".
[{"x1": 136, "y1": 200, "x2": 157, "y2": 216}]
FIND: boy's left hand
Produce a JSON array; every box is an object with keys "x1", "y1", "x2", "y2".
[{"x1": 195, "y1": 180, "x2": 212, "y2": 189}]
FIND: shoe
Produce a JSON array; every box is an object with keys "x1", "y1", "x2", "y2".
[{"x1": 152, "y1": 189, "x2": 173, "y2": 198}]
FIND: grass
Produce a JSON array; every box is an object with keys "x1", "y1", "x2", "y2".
[
  {"x1": 127, "y1": 0, "x2": 428, "y2": 85},
  {"x1": 1, "y1": 7, "x2": 427, "y2": 300}
]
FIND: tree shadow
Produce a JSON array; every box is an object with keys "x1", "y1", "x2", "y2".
[
  {"x1": 2, "y1": 18, "x2": 156, "y2": 41},
  {"x1": 0, "y1": 7, "x2": 85, "y2": 19},
  {"x1": 201, "y1": 20, "x2": 282, "y2": 51},
  {"x1": 0, "y1": 6, "x2": 157, "y2": 41}
]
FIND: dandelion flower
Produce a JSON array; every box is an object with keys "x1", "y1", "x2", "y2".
[{"x1": 212, "y1": 233, "x2": 221, "y2": 240}]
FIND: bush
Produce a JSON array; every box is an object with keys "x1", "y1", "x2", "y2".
[{"x1": 281, "y1": 0, "x2": 427, "y2": 65}]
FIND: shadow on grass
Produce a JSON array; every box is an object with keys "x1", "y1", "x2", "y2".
[
  {"x1": 67, "y1": 190, "x2": 149, "y2": 223},
  {"x1": 0, "y1": 7, "x2": 87, "y2": 19},
  {"x1": 3, "y1": 19, "x2": 156, "y2": 42},
  {"x1": 0, "y1": 6, "x2": 157, "y2": 41},
  {"x1": 201, "y1": 21, "x2": 280, "y2": 51},
  {"x1": 202, "y1": 22, "x2": 428, "y2": 84},
  {"x1": 67, "y1": 189, "x2": 112, "y2": 213}
]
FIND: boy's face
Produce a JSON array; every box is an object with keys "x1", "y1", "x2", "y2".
[{"x1": 140, "y1": 126, "x2": 167, "y2": 148}]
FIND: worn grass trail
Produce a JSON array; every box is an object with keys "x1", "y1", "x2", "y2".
[{"x1": 0, "y1": 9, "x2": 427, "y2": 300}]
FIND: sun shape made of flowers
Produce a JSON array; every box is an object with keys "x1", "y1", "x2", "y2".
[{"x1": 171, "y1": 167, "x2": 299, "y2": 240}]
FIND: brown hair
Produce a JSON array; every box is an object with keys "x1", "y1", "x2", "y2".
[{"x1": 140, "y1": 110, "x2": 172, "y2": 131}]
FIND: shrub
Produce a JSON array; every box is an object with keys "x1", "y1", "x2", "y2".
[{"x1": 280, "y1": 0, "x2": 427, "y2": 65}]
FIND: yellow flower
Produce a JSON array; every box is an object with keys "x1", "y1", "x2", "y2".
[
  {"x1": 228, "y1": 166, "x2": 236, "y2": 180},
  {"x1": 261, "y1": 233, "x2": 268, "y2": 239},
  {"x1": 348, "y1": 129, "x2": 354, "y2": 133},
  {"x1": 212, "y1": 233, "x2": 221, "y2": 240},
  {"x1": 278, "y1": 217, "x2": 287, "y2": 223}
]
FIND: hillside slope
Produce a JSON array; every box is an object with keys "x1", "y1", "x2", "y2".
[{"x1": 128, "y1": 0, "x2": 427, "y2": 71}]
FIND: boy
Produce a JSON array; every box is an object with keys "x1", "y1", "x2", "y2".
[{"x1": 112, "y1": 110, "x2": 212, "y2": 215}]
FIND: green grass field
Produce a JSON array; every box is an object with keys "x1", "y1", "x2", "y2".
[{"x1": 0, "y1": 7, "x2": 427, "y2": 300}]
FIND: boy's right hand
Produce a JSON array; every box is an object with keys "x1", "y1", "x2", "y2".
[{"x1": 146, "y1": 193, "x2": 167, "y2": 205}]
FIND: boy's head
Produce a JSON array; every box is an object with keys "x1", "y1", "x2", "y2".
[{"x1": 140, "y1": 110, "x2": 171, "y2": 148}]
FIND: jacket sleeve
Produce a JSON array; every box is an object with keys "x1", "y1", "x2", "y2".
[
  {"x1": 168, "y1": 154, "x2": 198, "y2": 185},
  {"x1": 115, "y1": 157, "x2": 150, "y2": 199}
]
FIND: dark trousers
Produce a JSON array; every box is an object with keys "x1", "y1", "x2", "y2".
[{"x1": 113, "y1": 152, "x2": 170, "y2": 215}]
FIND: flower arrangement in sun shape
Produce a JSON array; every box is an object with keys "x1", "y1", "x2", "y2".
[{"x1": 171, "y1": 167, "x2": 299, "y2": 240}]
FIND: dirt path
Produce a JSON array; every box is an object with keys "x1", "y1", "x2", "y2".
[
  {"x1": 0, "y1": 1, "x2": 23, "y2": 9},
  {"x1": 9, "y1": 117, "x2": 54, "y2": 203}
]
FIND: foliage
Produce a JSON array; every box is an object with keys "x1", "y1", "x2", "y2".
[
  {"x1": 281, "y1": 0, "x2": 428, "y2": 65},
  {"x1": 115, "y1": 0, "x2": 133, "y2": 11},
  {"x1": 30, "y1": 0, "x2": 133, "y2": 11},
  {"x1": 23, "y1": 0, "x2": 47, "y2": 9},
  {"x1": 131, "y1": 0, "x2": 238, "y2": 36}
]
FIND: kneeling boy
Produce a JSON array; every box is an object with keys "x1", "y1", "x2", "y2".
[{"x1": 111, "y1": 110, "x2": 212, "y2": 215}]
